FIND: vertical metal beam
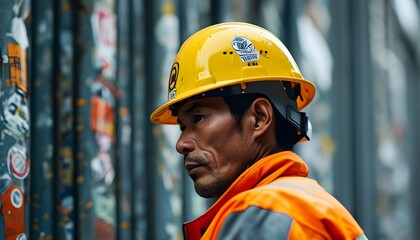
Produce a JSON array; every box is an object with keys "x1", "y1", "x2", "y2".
[
  {"x1": 116, "y1": 0, "x2": 133, "y2": 239},
  {"x1": 143, "y1": 0, "x2": 157, "y2": 238},
  {"x1": 210, "y1": 0, "x2": 222, "y2": 24},
  {"x1": 349, "y1": 0, "x2": 376, "y2": 238},
  {"x1": 409, "y1": 25, "x2": 420, "y2": 239},
  {"x1": 411, "y1": 73, "x2": 420, "y2": 239},
  {"x1": 248, "y1": 0, "x2": 262, "y2": 25},
  {"x1": 411, "y1": 11, "x2": 420, "y2": 238},
  {"x1": 131, "y1": 0, "x2": 148, "y2": 238},
  {"x1": 406, "y1": 56, "x2": 420, "y2": 239},
  {"x1": 210, "y1": 0, "x2": 230, "y2": 24},
  {"x1": 77, "y1": 0, "x2": 120, "y2": 238},
  {"x1": 329, "y1": 0, "x2": 355, "y2": 213},
  {"x1": 74, "y1": 0, "x2": 95, "y2": 238},
  {"x1": 283, "y1": 0, "x2": 302, "y2": 61},
  {"x1": 54, "y1": 0, "x2": 78, "y2": 239},
  {"x1": 29, "y1": 0, "x2": 55, "y2": 238},
  {"x1": 330, "y1": 0, "x2": 376, "y2": 237}
]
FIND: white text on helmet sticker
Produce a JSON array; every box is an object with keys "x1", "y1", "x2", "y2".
[{"x1": 232, "y1": 36, "x2": 259, "y2": 62}]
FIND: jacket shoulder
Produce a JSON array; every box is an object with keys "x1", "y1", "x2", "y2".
[{"x1": 214, "y1": 176, "x2": 364, "y2": 239}]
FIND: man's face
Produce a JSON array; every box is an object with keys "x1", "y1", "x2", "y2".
[{"x1": 176, "y1": 97, "x2": 255, "y2": 198}]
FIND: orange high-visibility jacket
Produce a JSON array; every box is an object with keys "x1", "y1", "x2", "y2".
[{"x1": 183, "y1": 151, "x2": 367, "y2": 240}]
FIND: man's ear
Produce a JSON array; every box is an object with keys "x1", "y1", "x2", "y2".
[{"x1": 249, "y1": 97, "x2": 274, "y2": 137}]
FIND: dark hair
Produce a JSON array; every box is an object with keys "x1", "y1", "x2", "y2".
[{"x1": 223, "y1": 93, "x2": 297, "y2": 150}]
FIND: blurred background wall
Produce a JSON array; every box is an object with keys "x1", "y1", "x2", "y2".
[{"x1": 0, "y1": 0, "x2": 419, "y2": 239}]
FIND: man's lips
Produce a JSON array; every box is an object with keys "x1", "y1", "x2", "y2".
[
  {"x1": 184, "y1": 156, "x2": 207, "y2": 174},
  {"x1": 184, "y1": 161, "x2": 202, "y2": 172}
]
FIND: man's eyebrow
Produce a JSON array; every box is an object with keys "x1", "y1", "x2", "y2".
[{"x1": 176, "y1": 103, "x2": 206, "y2": 124}]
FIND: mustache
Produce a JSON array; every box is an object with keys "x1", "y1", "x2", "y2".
[{"x1": 184, "y1": 155, "x2": 210, "y2": 168}]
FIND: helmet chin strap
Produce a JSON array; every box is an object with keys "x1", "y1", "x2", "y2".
[{"x1": 285, "y1": 105, "x2": 312, "y2": 142}]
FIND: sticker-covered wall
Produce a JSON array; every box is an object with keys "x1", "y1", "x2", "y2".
[{"x1": 0, "y1": 0, "x2": 30, "y2": 239}]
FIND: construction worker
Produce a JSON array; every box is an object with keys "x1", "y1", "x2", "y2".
[{"x1": 150, "y1": 22, "x2": 367, "y2": 240}]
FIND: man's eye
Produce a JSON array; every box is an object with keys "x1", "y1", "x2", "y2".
[
  {"x1": 193, "y1": 115, "x2": 204, "y2": 123},
  {"x1": 180, "y1": 125, "x2": 186, "y2": 132}
]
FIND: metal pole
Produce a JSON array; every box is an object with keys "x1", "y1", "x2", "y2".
[
  {"x1": 29, "y1": 0, "x2": 55, "y2": 238},
  {"x1": 116, "y1": 0, "x2": 133, "y2": 239},
  {"x1": 350, "y1": 0, "x2": 376, "y2": 238}
]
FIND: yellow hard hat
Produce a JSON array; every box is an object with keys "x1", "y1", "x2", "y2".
[{"x1": 150, "y1": 22, "x2": 316, "y2": 133}]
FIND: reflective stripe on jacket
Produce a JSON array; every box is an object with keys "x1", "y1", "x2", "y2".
[{"x1": 183, "y1": 151, "x2": 366, "y2": 239}]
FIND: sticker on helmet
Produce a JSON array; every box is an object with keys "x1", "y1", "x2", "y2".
[
  {"x1": 232, "y1": 36, "x2": 259, "y2": 62},
  {"x1": 168, "y1": 62, "x2": 179, "y2": 100}
]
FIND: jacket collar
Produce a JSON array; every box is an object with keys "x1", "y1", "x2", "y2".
[{"x1": 183, "y1": 151, "x2": 309, "y2": 239}]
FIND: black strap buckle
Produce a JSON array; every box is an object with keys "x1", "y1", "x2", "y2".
[{"x1": 286, "y1": 105, "x2": 311, "y2": 141}]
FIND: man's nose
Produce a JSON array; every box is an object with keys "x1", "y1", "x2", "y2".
[{"x1": 175, "y1": 132, "x2": 195, "y2": 155}]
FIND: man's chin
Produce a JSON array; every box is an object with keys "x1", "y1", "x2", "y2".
[{"x1": 194, "y1": 180, "x2": 230, "y2": 198}]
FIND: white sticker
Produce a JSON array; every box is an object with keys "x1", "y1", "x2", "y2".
[
  {"x1": 7, "y1": 144, "x2": 30, "y2": 180},
  {"x1": 232, "y1": 36, "x2": 259, "y2": 62},
  {"x1": 168, "y1": 89, "x2": 177, "y2": 101},
  {"x1": 11, "y1": 188, "x2": 23, "y2": 208},
  {"x1": 17, "y1": 233, "x2": 27, "y2": 240},
  {"x1": 6, "y1": 17, "x2": 29, "y2": 49}
]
